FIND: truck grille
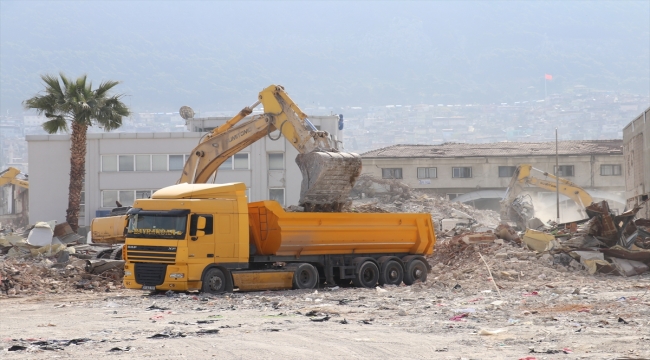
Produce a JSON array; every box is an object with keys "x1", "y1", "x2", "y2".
[
  {"x1": 126, "y1": 245, "x2": 177, "y2": 264},
  {"x1": 134, "y1": 263, "x2": 167, "y2": 286}
]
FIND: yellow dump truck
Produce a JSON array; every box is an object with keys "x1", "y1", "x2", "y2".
[{"x1": 123, "y1": 183, "x2": 436, "y2": 293}]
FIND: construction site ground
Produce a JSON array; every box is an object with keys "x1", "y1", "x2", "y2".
[{"x1": 2, "y1": 259, "x2": 649, "y2": 359}]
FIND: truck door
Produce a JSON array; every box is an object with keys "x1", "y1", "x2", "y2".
[
  {"x1": 214, "y1": 214, "x2": 236, "y2": 262},
  {"x1": 187, "y1": 214, "x2": 215, "y2": 263}
]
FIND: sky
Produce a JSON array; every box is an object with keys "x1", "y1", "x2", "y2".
[{"x1": 1, "y1": 0, "x2": 649, "y2": 114}]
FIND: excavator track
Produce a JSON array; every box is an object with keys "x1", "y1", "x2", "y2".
[{"x1": 296, "y1": 151, "x2": 362, "y2": 212}]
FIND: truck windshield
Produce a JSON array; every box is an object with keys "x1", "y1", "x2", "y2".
[{"x1": 126, "y1": 210, "x2": 188, "y2": 240}]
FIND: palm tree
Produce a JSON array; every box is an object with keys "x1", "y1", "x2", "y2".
[{"x1": 24, "y1": 73, "x2": 130, "y2": 232}]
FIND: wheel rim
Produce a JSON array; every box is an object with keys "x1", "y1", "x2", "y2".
[
  {"x1": 209, "y1": 276, "x2": 223, "y2": 291},
  {"x1": 299, "y1": 270, "x2": 311, "y2": 286},
  {"x1": 362, "y1": 268, "x2": 374, "y2": 282},
  {"x1": 389, "y1": 268, "x2": 398, "y2": 281}
]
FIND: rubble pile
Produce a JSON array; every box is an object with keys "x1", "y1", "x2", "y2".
[
  {"x1": 0, "y1": 257, "x2": 123, "y2": 296},
  {"x1": 0, "y1": 221, "x2": 125, "y2": 297},
  {"x1": 349, "y1": 175, "x2": 500, "y2": 228}
]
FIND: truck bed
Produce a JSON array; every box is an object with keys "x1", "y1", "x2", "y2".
[{"x1": 248, "y1": 201, "x2": 436, "y2": 257}]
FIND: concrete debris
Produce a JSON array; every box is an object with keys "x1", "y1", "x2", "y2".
[
  {"x1": 347, "y1": 176, "x2": 650, "y2": 277},
  {"x1": 0, "y1": 222, "x2": 125, "y2": 297}
]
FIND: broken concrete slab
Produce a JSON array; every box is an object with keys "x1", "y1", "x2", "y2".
[
  {"x1": 522, "y1": 229, "x2": 556, "y2": 252},
  {"x1": 27, "y1": 222, "x2": 54, "y2": 246},
  {"x1": 462, "y1": 233, "x2": 497, "y2": 244},
  {"x1": 609, "y1": 257, "x2": 649, "y2": 276}
]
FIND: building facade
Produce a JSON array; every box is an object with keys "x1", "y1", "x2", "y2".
[
  {"x1": 26, "y1": 115, "x2": 344, "y2": 227},
  {"x1": 623, "y1": 106, "x2": 650, "y2": 219},
  {"x1": 361, "y1": 140, "x2": 626, "y2": 221}
]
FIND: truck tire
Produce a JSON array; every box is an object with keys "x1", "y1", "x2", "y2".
[
  {"x1": 379, "y1": 260, "x2": 404, "y2": 286},
  {"x1": 353, "y1": 261, "x2": 379, "y2": 288},
  {"x1": 403, "y1": 259, "x2": 428, "y2": 285},
  {"x1": 110, "y1": 246, "x2": 123, "y2": 260},
  {"x1": 291, "y1": 263, "x2": 319, "y2": 289},
  {"x1": 201, "y1": 267, "x2": 227, "y2": 294}
]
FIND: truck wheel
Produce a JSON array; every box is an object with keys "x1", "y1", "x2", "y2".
[
  {"x1": 201, "y1": 268, "x2": 227, "y2": 294},
  {"x1": 291, "y1": 263, "x2": 318, "y2": 289},
  {"x1": 403, "y1": 259, "x2": 428, "y2": 285},
  {"x1": 353, "y1": 261, "x2": 379, "y2": 288},
  {"x1": 379, "y1": 260, "x2": 404, "y2": 286}
]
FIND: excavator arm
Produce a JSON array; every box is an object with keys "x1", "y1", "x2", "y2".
[
  {"x1": 179, "y1": 85, "x2": 361, "y2": 211},
  {"x1": 500, "y1": 164, "x2": 594, "y2": 228},
  {"x1": 0, "y1": 167, "x2": 29, "y2": 189}
]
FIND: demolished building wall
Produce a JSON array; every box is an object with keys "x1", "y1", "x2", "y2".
[
  {"x1": 623, "y1": 106, "x2": 650, "y2": 219},
  {"x1": 360, "y1": 140, "x2": 626, "y2": 212}
]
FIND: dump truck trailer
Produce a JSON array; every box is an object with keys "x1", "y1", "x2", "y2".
[{"x1": 123, "y1": 183, "x2": 436, "y2": 293}]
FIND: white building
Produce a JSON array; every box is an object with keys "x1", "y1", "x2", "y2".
[{"x1": 26, "y1": 114, "x2": 344, "y2": 227}]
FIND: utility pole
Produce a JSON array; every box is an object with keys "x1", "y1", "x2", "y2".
[{"x1": 556, "y1": 127, "x2": 560, "y2": 224}]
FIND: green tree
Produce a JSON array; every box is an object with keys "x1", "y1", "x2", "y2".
[{"x1": 23, "y1": 73, "x2": 130, "y2": 231}]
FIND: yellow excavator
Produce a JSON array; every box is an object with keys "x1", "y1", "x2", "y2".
[
  {"x1": 91, "y1": 85, "x2": 362, "y2": 258},
  {"x1": 500, "y1": 164, "x2": 593, "y2": 229},
  {"x1": 0, "y1": 167, "x2": 29, "y2": 189}
]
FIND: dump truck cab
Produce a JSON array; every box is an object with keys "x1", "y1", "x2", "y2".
[{"x1": 123, "y1": 183, "x2": 249, "y2": 292}]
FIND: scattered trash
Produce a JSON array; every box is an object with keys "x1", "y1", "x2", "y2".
[
  {"x1": 449, "y1": 313, "x2": 469, "y2": 321},
  {"x1": 109, "y1": 346, "x2": 132, "y2": 352},
  {"x1": 478, "y1": 328, "x2": 508, "y2": 335}
]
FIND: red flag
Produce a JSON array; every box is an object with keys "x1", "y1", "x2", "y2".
[{"x1": 545, "y1": 74, "x2": 553, "y2": 80}]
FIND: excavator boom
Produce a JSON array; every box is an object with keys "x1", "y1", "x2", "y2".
[
  {"x1": 500, "y1": 164, "x2": 594, "y2": 228},
  {"x1": 180, "y1": 85, "x2": 361, "y2": 211},
  {"x1": 0, "y1": 167, "x2": 29, "y2": 189}
]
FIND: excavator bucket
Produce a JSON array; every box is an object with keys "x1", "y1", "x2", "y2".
[{"x1": 296, "y1": 151, "x2": 362, "y2": 212}]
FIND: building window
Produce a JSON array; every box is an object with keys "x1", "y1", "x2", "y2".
[
  {"x1": 219, "y1": 156, "x2": 233, "y2": 170},
  {"x1": 382, "y1": 168, "x2": 403, "y2": 179},
  {"x1": 417, "y1": 167, "x2": 437, "y2": 179},
  {"x1": 136, "y1": 155, "x2": 151, "y2": 171},
  {"x1": 269, "y1": 188, "x2": 285, "y2": 206},
  {"x1": 600, "y1": 164, "x2": 622, "y2": 176},
  {"x1": 452, "y1": 167, "x2": 472, "y2": 178},
  {"x1": 101, "y1": 155, "x2": 117, "y2": 172},
  {"x1": 554, "y1": 165, "x2": 575, "y2": 177},
  {"x1": 268, "y1": 153, "x2": 284, "y2": 170},
  {"x1": 136, "y1": 190, "x2": 151, "y2": 199},
  {"x1": 498, "y1": 166, "x2": 517, "y2": 178},
  {"x1": 119, "y1": 190, "x2": 135, "y2": 206},
  {"x1": 152, "y1": 155, "x2": 168, "y2": 171},
  {"x1": 169, "y1": 155, "x2": 184, "y2": 171},
  {"x1": 102, "y1": 190, "x2": 118, "y2": 208},
  {"x1": 233, "y1": 153, "x2": 249, "y2": 170},
  {"x1": 118, "y1": 155, "x2": 134, "y2": 171},
  {"x1": 102, "y1": 190, "x2": 155, "y2": 207}
]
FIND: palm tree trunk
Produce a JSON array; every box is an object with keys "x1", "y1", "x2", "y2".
[{"x1": 66, "y1": 121, "x2": 88, "y2": 232}]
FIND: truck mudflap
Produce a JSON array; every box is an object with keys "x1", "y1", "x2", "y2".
[
  {"x1": 231, "y1": 270, "x2": 293, "y2": 291},
  {"x1": 296, "y1": 151, "x2": 361, "y2": 212}
]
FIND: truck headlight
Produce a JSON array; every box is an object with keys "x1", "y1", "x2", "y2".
[
  {"x1": 170, "y1": 273, "x2": 185, "y2": 279},
  {"x1": 124, "y1": 270, "x2": 132, "y2": 276}
]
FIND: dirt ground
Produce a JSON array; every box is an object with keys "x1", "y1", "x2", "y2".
[{"x1": 1, "y1": 267, "x2": 649, "y2": 360}]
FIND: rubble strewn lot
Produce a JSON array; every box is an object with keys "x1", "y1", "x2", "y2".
[{"x1": 2, "y1": 179, "x2": 649, "y2": 358}]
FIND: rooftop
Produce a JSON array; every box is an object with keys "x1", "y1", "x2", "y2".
[{"x1": 361, "y1": 140, "x2": 623, "y2": 158}]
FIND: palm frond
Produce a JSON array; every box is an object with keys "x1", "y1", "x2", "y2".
[{"x1": 42, "y1": 116, "x2": 68, "y2": 134}]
